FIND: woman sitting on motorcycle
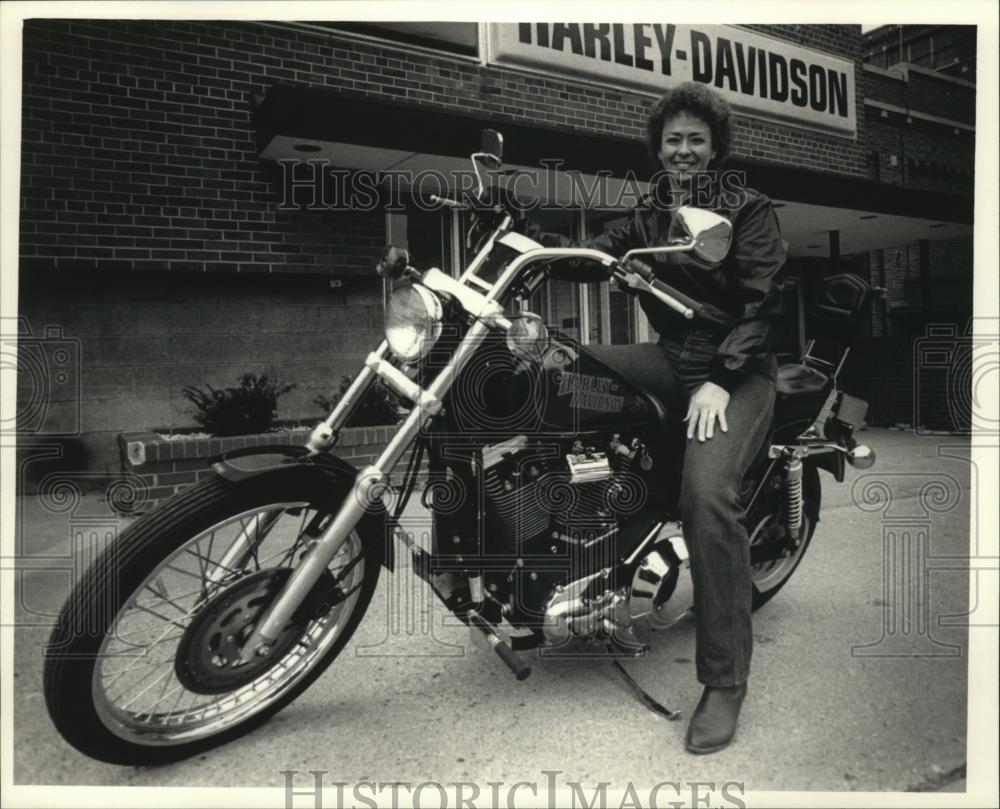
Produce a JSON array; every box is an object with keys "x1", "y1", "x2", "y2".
[{"x1": 528, "y1": 81, "x2": 787, "y2": 754}]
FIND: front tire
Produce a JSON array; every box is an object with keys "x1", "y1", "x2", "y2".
[{"x1": 43, "y1": 464, "x2": 385, "y2": 765}]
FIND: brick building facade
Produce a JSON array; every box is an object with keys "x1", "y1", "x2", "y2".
[{"x1": 16, "y1": 20, "x2": 976, "y2": 482}]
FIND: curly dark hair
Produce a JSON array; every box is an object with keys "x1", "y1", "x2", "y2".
[{"x1": 646, "y1": 82, "x2": 733, "y2": 170}]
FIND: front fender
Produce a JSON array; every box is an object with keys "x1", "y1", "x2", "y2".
[{"x1": 210, "y1": 444, "x2": 395, "y2": 571}]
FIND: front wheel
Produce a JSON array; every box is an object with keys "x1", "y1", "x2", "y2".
[{"x1": 43, "y1": 464, "x2": 385, "y2": 765}]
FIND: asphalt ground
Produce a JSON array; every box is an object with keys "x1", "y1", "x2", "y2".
[{"x1": 6, "y1": 428, "x2": 990, "y2": 801}]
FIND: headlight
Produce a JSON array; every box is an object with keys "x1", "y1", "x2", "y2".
[{"x1": 385, "y1": 283, "x2": 443, "y2": 362}]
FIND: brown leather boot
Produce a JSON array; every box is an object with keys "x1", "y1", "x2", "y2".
[{"x1": 684, "y1": 682, "x2": 748, "y2": 754}]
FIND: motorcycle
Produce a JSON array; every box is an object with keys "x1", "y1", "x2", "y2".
[{"x1": 43, "y1": 130, "x2": 876, "y2": 765}]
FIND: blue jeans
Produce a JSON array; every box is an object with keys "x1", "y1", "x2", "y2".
[{"x1": 587, "y1": 340, "x2": 776, "y2": 686}]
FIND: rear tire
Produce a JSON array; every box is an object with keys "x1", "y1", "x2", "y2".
[{"x1": 43, "y1": 464, "x2": 385, "y2": 765}]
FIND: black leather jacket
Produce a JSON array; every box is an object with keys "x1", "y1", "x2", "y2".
[{"x1": 528, "y1": 184, "x2": 787, "y2": 393}]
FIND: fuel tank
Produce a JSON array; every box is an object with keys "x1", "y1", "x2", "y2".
[
  {"x1": 441, "y1": 330, "x2": 666, "y2": 436},
  {"x1": 535, "y1": 334, "x2": 665, "y2": 432}
]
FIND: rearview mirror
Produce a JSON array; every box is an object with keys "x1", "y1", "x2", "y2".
[
  {"x1": 479, "y1": 129, "x2": 503, "y2": 170},
  {"x1": 671, "y1": 207, "x2": 732, "y2": 264}
]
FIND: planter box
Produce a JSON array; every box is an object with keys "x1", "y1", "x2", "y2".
[{"x1": 119, "y1": 424, "x2": 425, "y2": 514}]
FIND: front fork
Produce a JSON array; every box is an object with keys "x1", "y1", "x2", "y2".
[
  {"x1": 205, "y1": 510, "x2": 284, "y2": 590},
  {"x1": 236, "y1": 324, "x2": 495, "y2": 663}
]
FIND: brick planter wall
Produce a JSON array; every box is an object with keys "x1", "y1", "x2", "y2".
[{"x1": 119, "y1": 423, "x2": 426, "y2": 513}]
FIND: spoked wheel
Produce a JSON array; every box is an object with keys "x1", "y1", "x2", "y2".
[
  {"x1": 749, "y1": 463, "x2": 820, "y2": 611},
  {"x1": 44, "y1": 465, "x2": 384, "y2": 765}
]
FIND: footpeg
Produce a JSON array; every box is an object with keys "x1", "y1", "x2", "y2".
[{"x1": 468, "y1": 611, "x2": 531, "y2": 681}]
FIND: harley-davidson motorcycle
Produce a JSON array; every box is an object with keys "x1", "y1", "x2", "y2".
[{"x1": 44, "y1": 131, "x2": 876, "y2": 765}]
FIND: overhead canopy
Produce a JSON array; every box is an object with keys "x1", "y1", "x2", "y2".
[{"x1": 254, "y1": 85, "x2": 973, "y2": 258}]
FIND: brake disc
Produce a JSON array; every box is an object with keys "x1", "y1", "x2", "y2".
[{"x1": 174, "y1": 567, "x2": 342, "y2": 695}]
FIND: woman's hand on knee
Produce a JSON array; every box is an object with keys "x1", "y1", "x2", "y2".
[{"x1": 685, "y1": 382, "x2": 730, "y2": 442}]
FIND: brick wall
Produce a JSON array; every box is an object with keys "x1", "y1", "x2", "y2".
[
  {"x1": 863, "y1": 64, "x2": 975, "y2": 123},
  {"x1": 863, "y1": 236, "x2": 973, "y2": 337},
  {"x1": 20, "y1": 20, "x2": 399, "y2": 276},
  {"x1": 864, "y1": 114, "x2": 974, "y2": 192},
  {"x1": 20, "y1": 19, "x2": 870, "y2": 280},
  {"x1": 841, "y1": 333, "x2": 972, "y2": 431},
  {"x1": 863, "y1": 25, "x2": 977, "y2": 81},
  {"x1": 749, "y1": 24, "x2": 860, "y2": 59},
  {"x1": 861, "y1": 65, "x2": 975, "y2": 191},
  {"x1": 856, "y1": 62, "x2": 973, "y2": 340},
  {"x1": 929, "y1": 237, "x2": 973, "y2": 279}
]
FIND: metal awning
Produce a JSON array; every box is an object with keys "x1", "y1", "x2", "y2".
[{"x1": 254, "y1": 85, "x2": 973, "y2": 258}]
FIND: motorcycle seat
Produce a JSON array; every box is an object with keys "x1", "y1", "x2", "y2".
[{"x1": 775, "y1": 363, "x2": 830, "y2": 396}]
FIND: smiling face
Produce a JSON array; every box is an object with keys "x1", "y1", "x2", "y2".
[{"x1": 658, "y1": 112, "x2": 717, "y2": 183}]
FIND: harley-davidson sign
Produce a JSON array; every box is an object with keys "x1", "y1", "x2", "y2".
[{"x1": 490, "y1": 23, "x2": 856, "y2": 137}]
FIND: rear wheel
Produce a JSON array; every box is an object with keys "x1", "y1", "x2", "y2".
[
  {"x1": 44, "y1": 465, "x2": 384, "y2": 765},
  {"x1": 749, "y1": 464, "x2": 821, "y2": 611}
]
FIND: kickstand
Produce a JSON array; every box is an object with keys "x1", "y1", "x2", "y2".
[{"x1": 607, "y1": 644, "x2": 682, "y2": 721}]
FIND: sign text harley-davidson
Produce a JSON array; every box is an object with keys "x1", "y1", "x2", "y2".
[
  {"x1": 556, "y1": 372, "x2": 625, "y2": 413},
  {"x1": 490, "y1": 23, "x2": 856, "y2": 137}
]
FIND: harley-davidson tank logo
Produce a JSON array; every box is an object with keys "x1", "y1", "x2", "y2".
[{"x1": 556, "y1": 372, "x2": 625, "y2": 413}]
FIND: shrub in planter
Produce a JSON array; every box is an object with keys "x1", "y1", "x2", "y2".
[
  {"x1": 315, "y1": 375, "x2": 405, "y2": 427},
  {"x1": 182, "y1": 373, "x2": 296, "y2": 437},
  {"x1": 121, "y1": 377, "x2": 420, "y2": 514}
]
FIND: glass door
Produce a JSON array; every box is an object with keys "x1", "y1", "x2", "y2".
[{"x1": 585, "y1": 209, "x2": 640, "y2": 345}]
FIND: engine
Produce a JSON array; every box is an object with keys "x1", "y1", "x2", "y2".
[
  {"x1": 470, "y1": 432, "x2": 693, "y2": 647},
  {"x1": 473, "y1": 433, "x2": 652, "y2": 634},
  {"x1": 480, "y1": 432, "x2": 651, "y2": 555}
]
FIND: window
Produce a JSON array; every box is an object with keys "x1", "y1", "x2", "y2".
[
  {"x1": 386, "y1": 191, "x2": 451, "y2": 274},
  {"x1": 523, "y1": 209, "x2": 581, "y2": 341},
  {"x1": 521, "y1": 207, "x2": 642, "y2": 346}
]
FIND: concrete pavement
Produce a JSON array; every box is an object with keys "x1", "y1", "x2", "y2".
[{"x1": 7, "y1": 428, "x2": 985, "y2": 798}]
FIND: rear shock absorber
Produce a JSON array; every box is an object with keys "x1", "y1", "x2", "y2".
[{"x1": 783, "y1": 458, "x2": 803, "y2": 544}]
